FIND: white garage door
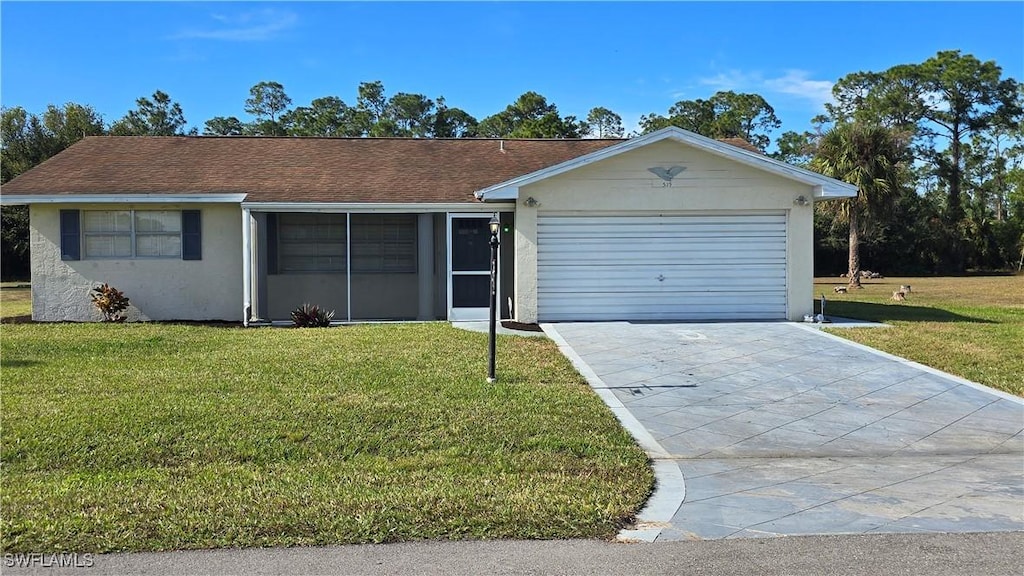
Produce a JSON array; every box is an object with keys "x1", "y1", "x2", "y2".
[{"x1": 537, "y1": 213, "x2": 787, "y2": 321}]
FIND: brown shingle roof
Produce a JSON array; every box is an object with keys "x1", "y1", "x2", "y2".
[
  {"x1": 1, "y1": 136, "x2": 623, "y2": 203},
  {"x1": 717, "y1": 138, "x2": 762, "y2": 154}
]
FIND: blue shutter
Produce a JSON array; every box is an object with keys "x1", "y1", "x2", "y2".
[
  {"x1": 182, "y1": 210, "x2": 202, "y2": 260},
  {"x1": 59, "y1": 210, "x2": 80, "y2": 261}
]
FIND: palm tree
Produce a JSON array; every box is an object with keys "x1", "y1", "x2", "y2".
[{"x1": 811, "y1": 122, "x2": 906, "y2": 288}]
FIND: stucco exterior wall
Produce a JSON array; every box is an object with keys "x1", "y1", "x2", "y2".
[
  {"x1": 513, "y1": 139, "x2": 816, "y2": 322},
  {"x1": 30, "y1": 203, "x2": 243, "y2": 321}
]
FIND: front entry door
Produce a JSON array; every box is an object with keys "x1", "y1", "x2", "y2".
[{"x1": 448, "y1": 214, "x2": 496, "y2": 321}]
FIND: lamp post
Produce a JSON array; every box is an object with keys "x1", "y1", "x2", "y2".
[{"x1": 487, "y1": 213, "x2": 500, "y2": 383}]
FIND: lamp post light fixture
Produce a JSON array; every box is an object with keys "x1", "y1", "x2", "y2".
[{"x1": 487, "y1": 213, "x2": 501, "y2": 383}]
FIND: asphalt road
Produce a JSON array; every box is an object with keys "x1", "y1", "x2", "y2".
[{"x1": 6, "y1": 532, "x2": 1022, "y2": 576}]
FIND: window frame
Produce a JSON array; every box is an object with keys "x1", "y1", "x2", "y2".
[
  {"x1": 81, "y1": 209, "x2": 184, "y2": 260},
  {"x1": 133, "y1": 210, "x2": 184, "y2": 258}
]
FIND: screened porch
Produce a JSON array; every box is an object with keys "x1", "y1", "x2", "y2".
[{"x1": 246, "y1": 211, "x2": 514, "y2": 323}]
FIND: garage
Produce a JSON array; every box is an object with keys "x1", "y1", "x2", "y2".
[
  {"x1": 472, "y1": 127, "x2": 858, "y2": 323},
  {"x1": 537, "y1": 213, "x2": 788, "y2": 321}
]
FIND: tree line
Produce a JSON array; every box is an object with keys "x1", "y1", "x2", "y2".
[
  {"x1": 2, "y1": 50, "x2": 1022, "y2": 281},
  {"x1": 799, "y1": 50, "x2": 1022, "y2": 282},
  {"x1": 1, "y1": 81, "x2": 627, "y2": 148}
]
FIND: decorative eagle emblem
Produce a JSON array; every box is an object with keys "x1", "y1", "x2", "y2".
[{"x1": 647, "y1": 165, "x2": 686, "y2": 181}]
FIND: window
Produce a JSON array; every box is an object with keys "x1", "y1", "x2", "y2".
[
  {"x1": 83, "y1": 211, "x2": 131, "y2": 258},
  {"x1": 278, "y1": 213, "x2": 346, "y2": 273},
  {"x1": 135, "y1": 211, "x2": 182, "y2": 257},
  {"x1": 82, "y1": 210, "x2": 184, "y2": 259},
  {"x1": 351, "y1": 214, "x2": 417, "y2": 273}
]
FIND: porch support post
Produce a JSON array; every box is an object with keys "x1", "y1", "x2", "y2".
[
  {"x1": 253, "y1": 212, "x2": 268, "y2": 321},
  {"x1": 417, "y1": 213, "x2": 434, "y2": 320},
  {"x1": 241, "y1": 207, "x2": 252, "y2": 326}
]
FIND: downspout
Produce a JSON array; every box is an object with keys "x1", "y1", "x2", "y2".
[{"x1": 242, "y1": 207, "x2": 252, "y2": 326}]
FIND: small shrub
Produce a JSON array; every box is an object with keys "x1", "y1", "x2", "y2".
[
  {"x1": 90, "y1": 283, "x2": 130, "y2": 322},
  {"x1": 291, "y1": 303, "x2": 335, "y2": 327}
]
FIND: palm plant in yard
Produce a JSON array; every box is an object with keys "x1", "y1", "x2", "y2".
[{"x1": 812, "y1": 122, "x2": 907, "y2": 288}]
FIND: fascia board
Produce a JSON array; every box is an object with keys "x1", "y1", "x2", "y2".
[
  {"x1": 241, "y1": 202, "x2": 515, "y2": 213},
  {"x1": 0, "y1": 193, "x2": 248, "y2": 205},
  {"x1": 662, "y1": 131, "x2": 858, "y2": 198},
  {"x1": 477, "y1": 186, "x2": 519, "y2": 200}
]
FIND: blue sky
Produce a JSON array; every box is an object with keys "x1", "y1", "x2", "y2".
[{"x1": 2, "y1": 1, "x2": 1022, "y2": 145}]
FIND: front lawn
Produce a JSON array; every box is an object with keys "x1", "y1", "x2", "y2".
[
  {"x1": 0, "y1": 322, "x2": 653, "y2": 552},
  {"x1": 0, "y1": 284, "x2": 31, "y2": 321},
  {"x1": 814, "y1": 275, "x2": 1023, "y2": 397}
]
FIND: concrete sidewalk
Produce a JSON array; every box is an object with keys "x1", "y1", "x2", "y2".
[{"x1": 544, "y1": 321, "x2": 1024, "y2": 542}]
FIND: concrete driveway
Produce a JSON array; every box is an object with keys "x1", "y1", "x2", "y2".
[{"x1": 543, "y1": 322, "x2": 1024, "y2": 541}]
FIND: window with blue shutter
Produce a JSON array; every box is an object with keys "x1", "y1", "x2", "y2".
[
  {"x1": 59, "y1": 209, "x2": 81, "y2": 261},
  {"x1": 181, "y1": 210, "x2": 202, "y2": 260}
]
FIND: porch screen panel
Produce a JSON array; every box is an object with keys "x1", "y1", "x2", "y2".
[
  {"x1": 350, "y1": 214, "x2": 420, "y2": 320},
  {"x1": 265, "y1": 212, "x2": 349, "y2": 322},
  {"x1": 277, "y1": 213, "x2": 347, "y2": 273},
  {"x1": 350, "y1": 214, "x2": 417, "y2": 273}
]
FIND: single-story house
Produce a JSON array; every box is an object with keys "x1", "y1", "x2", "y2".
[{"x1": 0, "y1": 127, "x2": 856, "y2": 324}]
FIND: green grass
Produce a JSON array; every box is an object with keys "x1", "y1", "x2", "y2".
[
  {"x1": 0, "y1": 285, "x2": 31, "y2": 321},
  {"x1": 815, "y1": 275, "x2": 1024, "y2": 397},
  {"x1": 0, "y1": 322, "x2": 653, "y2": 553}
]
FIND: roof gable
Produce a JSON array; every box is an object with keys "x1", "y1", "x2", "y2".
[{"x1": 474, "y1": 127, "x2": 858, "y2": 200}]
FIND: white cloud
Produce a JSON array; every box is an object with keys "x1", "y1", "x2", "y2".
[
  {"x1": 696, "y1": 69, "x2": 835, "y2": 110},
  {"x1": 763, "y1": 70, "x2": 834, "y2": 109},
  {"x1": 698, "y1": 70, "x2": 755, "y2": 91},
  {"x1": 174, "y1": 9, "x2": 297, "y2": 41}
]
